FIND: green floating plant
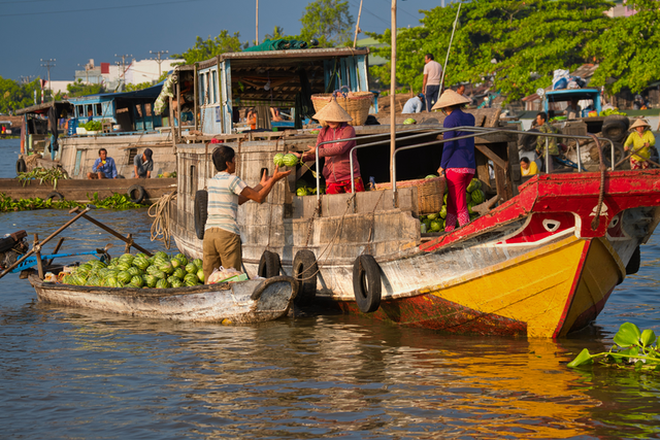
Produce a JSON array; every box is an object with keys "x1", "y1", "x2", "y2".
[{"x1": 568, "y1": 322, "x2": 660, "y2": 372}]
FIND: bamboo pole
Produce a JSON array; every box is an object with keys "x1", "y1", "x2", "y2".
[
  {"x1": 440, "y1": 2, "x2": 462, "y2": 93},
  {"x1": 390, "y1": 0, "x2": 397, "y2": 187},
  {"x1": 353, "y1": 0, "x2": 364, "y2": 48}
]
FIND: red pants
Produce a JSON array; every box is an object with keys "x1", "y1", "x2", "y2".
[
  {"x1": 326, "y1": 177, "x2": 365, "y2": 195},
  {"x1": 445, "y1": 170, "x2": 474, "y2": 232}
]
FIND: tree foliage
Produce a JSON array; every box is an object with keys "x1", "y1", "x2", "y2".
[
  {"x1": 587, "y1": 0, "x2": 660, "y2": 94},
  {"x1": 264, "y1": 26, "x2": 287, "y2": 42},
  {"x1": 0, "y1": 77, "x2": 45, "y2": 113},
  {"x1": 66, "y1": 79, "x2": 105, "y2": 97},
  {"x1": 368, "y1": 0, "x2": 613, "y2": 101},
  {"x1": 172, "y1": 30, "x2": 246, "y2": 64},
  {"x1": 299, "y1": 0, "x2": 354, "y2": 47}
]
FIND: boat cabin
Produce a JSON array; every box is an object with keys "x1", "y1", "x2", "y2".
[
  {"x1": 67, "y1": 82, "x2": 165, "y2": 135},
  {"x1": 15, "y1": 101, "x2": 74, "y2": 160}
]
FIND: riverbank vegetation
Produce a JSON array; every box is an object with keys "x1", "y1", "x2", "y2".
[{"x1": 0, "y1": 193, "x2": 146, "y2": 212}]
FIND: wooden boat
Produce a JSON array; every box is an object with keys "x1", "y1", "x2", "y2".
[
  {"x1": 157, "y1": 48, "x2": 660, "y2": 338},
  {"x1": 29, "y1": 274, "x2": 298, "y2": 324}
]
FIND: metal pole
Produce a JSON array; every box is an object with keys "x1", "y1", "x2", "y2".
[
  {"x1": 353, "y1": 0, "x2": 364, "y2": 48},
  {"x1": 440, "y1": 2, "x2": 461, "y2": 93},
  {"x1": 256, "y1": 0, "x2": 259, "y2": 45},
  {"x1": 390, "y1": 0, "x2": 397, "y2": 186},
  {"x1": 40, "y1": 59, "x2": 56, "y2": 100}
]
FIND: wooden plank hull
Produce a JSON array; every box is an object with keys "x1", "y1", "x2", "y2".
[
  {"x1": 29, "y1": 275, "x2": 297, "y2": 324},
  {"x1": 0, "y1": 178, "x2": 176, "y2": 204}
]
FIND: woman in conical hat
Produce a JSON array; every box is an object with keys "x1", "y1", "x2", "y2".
[
  {"x1": 297, "y1": 97, "x2": 365, "y2": 194},
  {"x1": 432, "y1": 88, "x2": 476, "y2": 232},
  {"x1": 624, "y1": 118, "x2": 655, "y2": 170}
]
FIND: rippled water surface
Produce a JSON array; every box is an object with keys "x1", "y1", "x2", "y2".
[{"x1": 1, "y1": 139, "x2": 660, "y2": 439}]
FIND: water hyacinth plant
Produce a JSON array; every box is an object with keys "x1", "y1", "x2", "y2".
[{"x1": 568, "y1": 322, "x2": 660, "y2": 372}]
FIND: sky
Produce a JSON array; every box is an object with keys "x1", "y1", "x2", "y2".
[{"x1": 0, "y1": 0, "x2": 454, "y2": 83}]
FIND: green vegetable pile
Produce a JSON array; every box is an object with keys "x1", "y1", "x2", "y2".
[
  {"x1": 600, "y1": 108, "x2": 627, "y2": 117},
  {"x1": 18, "y1": 167, "x2": 69, "y2": 190},
  {"x1": 295, "y1": 179, "x2": 325, "y2": 196},
  {"x1": 0, "y1": 192, "x2": 145, "y2": 212},
  {"x1": 82, "y1": 120, "x2": 103, "y2": 131},
  {"x1": 568, "y1": 322, "x2": 660, "y2": 373},
  {"x1": 419, "y1": 177, "x2": 484, "y2": 233},
  {"x1": 61, "y1": 252, "x2": 205, "y2": 288}
]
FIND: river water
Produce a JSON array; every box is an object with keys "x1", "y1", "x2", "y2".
[{"x1": 1, "y1": 138, "x2": 659, "y2": 439}]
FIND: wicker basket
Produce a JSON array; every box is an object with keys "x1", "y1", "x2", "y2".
[
  {"x1": 374, "y1": 176, "x2": 446, "y2": 215},
  {"x1": 311, "y1": 91, "x2": 374, "y2": 126}
]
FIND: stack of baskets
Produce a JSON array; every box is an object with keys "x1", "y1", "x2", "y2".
[
  {"x1": 312, "y1": 90, "x2": 374, "y2": 126},
  {"x1": 374, "y1": 176, "x2": 446, "y2": 215}
]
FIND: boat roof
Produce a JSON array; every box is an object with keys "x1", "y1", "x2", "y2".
[
  {"x1": 544, "y1": 88, "x2": 600, "y2": 101},
  {"x1": 15, "y1": 101, "x2": 73, "y2": 116},
  {"x1": 197, "y1": 47, "x2": 369, "y2": 69},
  {"x1": 68, "y1": 82, "x2": 164, "y2": 103}
]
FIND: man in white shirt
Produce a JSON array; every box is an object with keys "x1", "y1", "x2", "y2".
[
  {"x1": 422, "y1": 54, "x2": 443, "y2": 111},
  {"x1": 402, "y1": 93, "x2": 425, "y2": 114}
]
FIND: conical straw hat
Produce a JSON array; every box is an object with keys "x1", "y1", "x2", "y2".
[
  {"x1": 431, "y1": 89, "x2": 471, "y2": 110},
  {"x1": 629, "y1": 118, "x2": 650, "y2": 130},
  {"x1": 313, "y1": 97, "x2": 353, "y2": 123}
]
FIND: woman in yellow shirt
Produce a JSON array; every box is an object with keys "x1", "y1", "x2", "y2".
[
  {"x1": 624, "y1": 119, "x2": 655, "y2": 169},
  {"x1": 520, "y1": 157, "x2": 538, "y2": 176}
]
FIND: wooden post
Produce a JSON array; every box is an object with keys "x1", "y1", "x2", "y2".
[
  {"x1": 390, "y1": 0, "x2": 397, "y2": 188},
  {"x1": 353, "y1": 0, "x2": 364, "y2": 48},
  {"x1": 34, "y1": 234, "x2": 44, "y2": 280},
  {"x1": 125, "y1": 234, "x2": 133, "y2": 254}
]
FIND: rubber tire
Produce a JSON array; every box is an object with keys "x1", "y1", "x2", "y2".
[
  {"x1": 194, "y1": 190, "x2": 208, "y2": 240},
  {"x1": 626, "y1": 246, "x2": 641, "y2": 275},
  {"x1": 16, "y1": 158, "x2": 27, "y2": 175},
  {"x1": 352, "y1": 255, "x2": 382, "y2": 313},
  {"x1": 258, "y1": 250, "x2": 281, "y2": 278},
  {"x1": 46, "y1": 191, "x2": 63, "y2": 201},
  {"x1": 128, "y1": 184, "x2": 146, "y2": 204},
  {"x1": 292, "y1": 250, "x2": 318, "y2": 305},
  {"x1": 602, "y1": 115, "x2": 630, "y2": 142},
  {"x1": 519, "y1": 129, "x2": 540, "y2": 151}
]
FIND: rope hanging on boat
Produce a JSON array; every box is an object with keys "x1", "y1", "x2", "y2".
[
  {"x1": 148, "y1": 191, "x2": 177, "y2": 249},
  {"x1": 588, "y1": 133, "x2": 606, "y2": 231}
]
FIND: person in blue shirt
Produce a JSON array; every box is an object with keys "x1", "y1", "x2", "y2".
[
  {"x1": 87, "y1": 148, "x2": 117, "y2": 179},
  {"x1": 402, "y1": 93, "x2": 425, "y2": 114},
  {"x1": 432, "y1": 89, "x2": 475, "y2": 232}
]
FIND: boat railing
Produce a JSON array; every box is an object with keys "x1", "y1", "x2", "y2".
[{"x1": 314, "y1": 125, "x2": 616, "y2": 210}]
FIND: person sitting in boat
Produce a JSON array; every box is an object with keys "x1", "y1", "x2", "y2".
[
  {"x1": 432, "y1": 89, "x2": 474, "y2": 232},
  {"x1": 564, "y1": 98, "x2": 581, "y2": 119},
  {"x1": 203, "y1": 145, "x2": 291, "y2": 282},
  {"x1": 520, "y1": 157, "x2": 538, "y2": 177},
  {"x1": 87, "y1": 148, "x2": 117, "y2": 179},
  {"x1": 247, "y1": 108, "x2": 257, "y2": 130},
  {"x1": 402, "y1": 94, "x2": 425, "y2": 114},
  {"x1": 134, "y1": 148, "x2": 153, "y2": 178},
  {"x1": 624, "y1": 118, "x2": 655, "y2": 170},
  {"x1": 298, "y1": 98, "x2": 365, "y2": 194},
  {"x1": 534, "y1": 112, "x2": 561, "y2": 172},
  {"x1": 270, "y1": 107, "x2": 283, "y2": 122}
]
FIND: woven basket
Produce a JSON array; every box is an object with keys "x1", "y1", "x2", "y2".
[
  {"x1": 374, "y1": 176, "x2": 446, "y2": 215},
  {"x1": 312, "y1": 91, "x2": 374, "y2": 126}
]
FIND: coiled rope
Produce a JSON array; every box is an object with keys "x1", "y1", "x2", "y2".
[{"x1": 148, "y1": 191, "x2": 177, "y2": 249}]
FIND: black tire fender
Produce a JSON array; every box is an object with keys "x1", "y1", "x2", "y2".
[
  {"x1": 46, "y1": 191, "x2": 63, "y2": 201},
  {"x1": 352, "y1": 254, "x2": 382, "y2": 313},
  {"x1": 292, "y1": 249, "x2": 318, "y2": 304},
  {"x1": 626, "y1": 246, "x2": 641, "y2": 275},
  {"x1": 258, "y1": 250, "x2": 281, "y2": 278},
  {"x1": 602, "y1": 115, "x2": 630, "y2": 142},
  {"x1": 194, "y1": 190, "x2": 208, "y2": 240},
  {"x1": 16, "y1": 158, "x2": 27, "y2": 175},
  {"x1": 127, "y1": 184, "x2": 146, "y2": 204},
  {"x1": 519, "y1": 129, "x2": 540, "y2": 151}
]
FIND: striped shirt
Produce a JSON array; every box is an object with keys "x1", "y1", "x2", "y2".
[{"x1": 205, "y1": 172, "x2": 247, "y2": 235}]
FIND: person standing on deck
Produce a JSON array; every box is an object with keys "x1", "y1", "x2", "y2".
[
  {"x1": 134, "y1": 148, "x2": 153, "y2": 178},
  {"x1": 432, "y1": 89, "x2": 475, "y2": 232},
  {"x1": 299, "y1": 98, "x2": 365, "y2": 194},
  {"x1": 422, "y1": 54, "x2": 443, "y2": 111},
  {"x1": 203, "y1": 145, "x2": 290, "y2": 282}
]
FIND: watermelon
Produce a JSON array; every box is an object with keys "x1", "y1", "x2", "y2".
[
  {"x1": 440, "y1": 205, "x2": 447, "y2": 219},
  {"x1": 197, "y1": 269, "x2": 205, "y2": 283},
  {"x1": 152, "y1": 270, "x2": 167, "y2": 280},
  {"x1": 273, "y1": 153, "x2": 285, "y2": 167},
  {"x1": 156, "y1": 279, "x2": 170, "y2": 289},
  {"x1": 184, "y1": 274, "x2": 199, "y2": 286},
  {"x1": 118, "y1": 253, "x2": 134, "y2": 265},
  {"x1": 174, "y1": 254, "x2": 188, "y2": 267},
  {"x1": 106, "y1": 276, "x2": 118, "y2": 286},
  {"x1": 185, "y1": 262, "x2": 197, "y2": 274},
  {"x1": 403, "y1": 118, "x2": 416, "y2": 125},
  {"x1": 129, "y1": 275, "x2": 144, "y2": 288},
  {"x1": 466, "y1": 178, "x2": 482, "y2": 193},
  {"x1": 159, "y1": 262, "x2": 174, "y2": 275},
  {"x1": 173, "y1": 268, "x2": 186, "y2": 280},
  {"x1": 430, "y1": 220, "x2": 442, "y2": 232},
  {"x1": 425, "y1": 174, "x2": 437, "y2": 179},
  {"x1": 170, "y1": 279, "x2": 183, "y2": 288},
  {"x1": 193, "y1": 259, "x2": 203, "y2": 270},
  {"x1": 427, "y1": 213, "x2": 438, "y2": 221},
  {"x1": 443, "y1": 193, "x2": 448, "y2": 204},
  {"x1": 471, "y1": 189, "x2": 485, "y2": 204},
  {"x1": 127, "y1": 266, "x2": 141, "y2": 277},
  {"x1": 283, "y1": 153, "x2": 299, "y2": 167},
  {"x1": 154, "y1": 251, "x2": 168, "y2": 260},
  {"x1": 116, "y1": 262, "x2": 131, "y2": 272},
  {"x1": 144, "y1": 274, "x2": 157, "y2": 288},
  {"x1": 117, "y1": 271, "x2": 132, "y2": 284},
  {"x1": 171, "y1": 258, "x2": 181, "y2": 269},
  {"x1": 133, "y1": 257, "x2": 150, "y2": 270},
  {"x1": 167, "y1": 275, "x2": 180, "y2": 285}
]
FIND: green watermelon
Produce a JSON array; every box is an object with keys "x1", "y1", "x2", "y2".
[
  {"x1": 273, "y1": 153, "x2": 285, "y2": 167},
  {"x1": 427, "y1": 213, "x2": 438, "y2": 221},
  {"x1": 106, "y1": 276, "x2": 118, "y2": 286},
  {"x1": 174, "y1": 254, "x2": 188, "y2": 266},
  {"x1": 144, "y1": 274, "x2": 157, "y2": 288},
  {"x1": 167, "y1": 275, "x2": 180, "y2": 285},
  {"x1": 173, "y1": 267, "x2": 186, "y2": 279},
  {"x1": 156, "y1": 279, "x2": 170, "y2": 289},
  {"x1": 129, "y1": 275, "x2": 144, "y2": 288},
  {"x1": 152, "y1": 270, "x2": 167, "y2": 280},
  {"x1": 127, "y1": 266, "x2": 141, "y2": 277},
  {"x1": 117, "y1": 271, "x2": 132, "y2": 284},
  {"x1": 133, "y1": 257, "x2": 150, "y2": 270},
  {"x1": 443, "y1": 193, "x2": 448, "y2": 204},
  {"x1": 184, "y1": 274, "x2": 199, "y2": 286},
  {"x1": 471, "y1": 189, "x2": 485, "y2": 204},
  {"x1": 154, "y1": 251, "x2": 168, "y2": 260},
  {"x1": 171, "y1": 258, "x2": 181, "y2": 269},
  {"x1": 197, "y1": 269, "x2": 205, "y2": 283},
  {"x1": 440, "y1": 205, "x2": 447, "y2": 219},
  {"x1": 466, "y1": 178, "x2": 482, "y2": 193},
  {"x1": 170, "y1": 279, "x2": 183, "y2": 288},
  {"x1": 425, "y1": 174, "x2": 437, "y2": 179},
  {"x1": 283, "y1": 153, "x2": 299, "y2": 167},
  {"x1": 185, "y1": 263, "x2": 197, "y2": 274},
  {"x1": 116, "y1": 262, "x2": 131, "y2": 272},
  {"x1": 430, "y1": 220, "x2": 442, "y2": 232},
  {"x1": 159, "y1": 262, "x2": 174, "y2": 275},
  {"x1": 403, "y1": 118, "x2": 416, "y2": 125},
  {"x1": 193, "y1": 259, "x2": 203, "y2": 270}
]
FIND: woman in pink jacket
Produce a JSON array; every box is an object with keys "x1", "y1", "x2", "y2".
[{"x1": 300, "y1": 98, "x2": 364, "y2": 194}]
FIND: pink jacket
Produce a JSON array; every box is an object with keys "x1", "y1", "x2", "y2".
[{"x1": 303, "y1": 123, "x2": 361, "y2": 184}]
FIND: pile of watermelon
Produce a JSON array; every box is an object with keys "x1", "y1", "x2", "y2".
[
  {"x1": 295, "y1": 179, "x2": 325, "y2": 196},
  {"x1": 419, "y1": 177, "x2": 485, "y2": 233},
  {"x1": 273, "y1": 153, "x2": 300, "y2": 168},
  {"x1": 60, "y1": 252, "x2": 205, "y2": 288}
]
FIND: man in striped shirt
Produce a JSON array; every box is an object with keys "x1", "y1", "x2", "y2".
[{"x1": 203, "y1": 145, "x2": 291, "y2": 281}]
